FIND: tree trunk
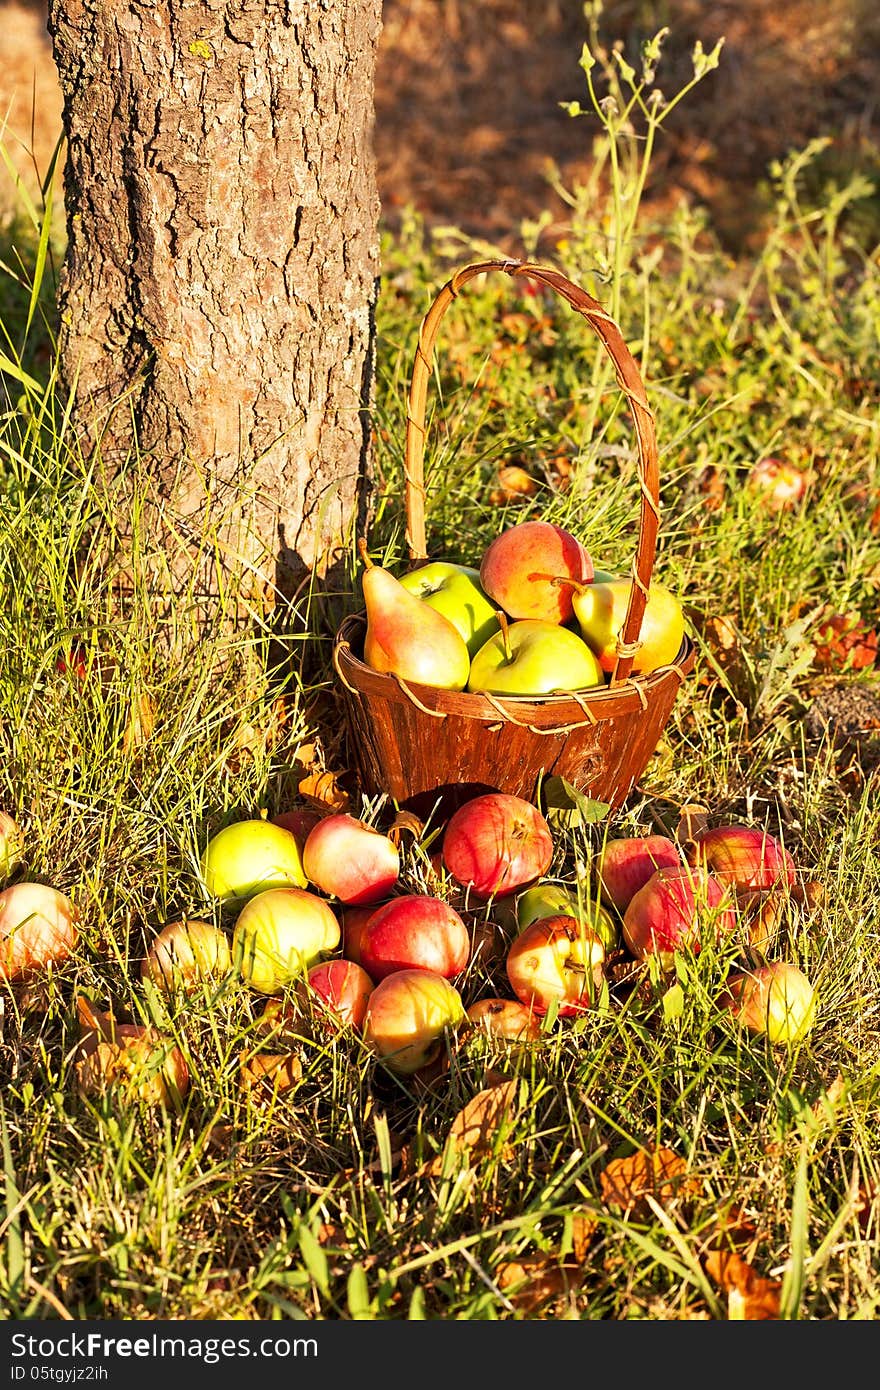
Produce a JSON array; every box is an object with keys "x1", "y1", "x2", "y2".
[{"x1": 46, "y1": 0, "x2": 382, "y2": 634}]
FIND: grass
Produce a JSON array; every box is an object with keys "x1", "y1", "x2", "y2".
[{"x1": 1, "y1": 30, "x2": 880, "y2": 1321}]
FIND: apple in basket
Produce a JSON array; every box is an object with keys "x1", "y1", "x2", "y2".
[
  {"x1": 398, "y1": 560, "x2": 501, "y2": 657},
  {"x1": 467, "y1": 614, "x2": 604, "y2": 697},
  {"x1": 442, "y1": 792, "x2": 554, "y2": 900},
  {"x1": 479, "y1": 519, "x2": 593, "y2": 623}
]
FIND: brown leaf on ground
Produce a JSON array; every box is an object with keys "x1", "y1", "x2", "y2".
[
  {"x1": 600, "y1": 1146, "x2": 703, "y2": 1216},
  {"x1": 740, "y1": 886, "x2": 788, "y2": 952},
  {"x1": 703, "y1": 1250, "x2": 782, "y2": 1319},
  {"x1": 386, "y1": 810, "x2": 424, "y2": 847},
  {"x1": 494, "y1": 465, "x2": 538, "y2": 501},
  {"x1": 571, "y1": 1210, "x2": 599, "y2": 1262},
  {"x1": 812, "y1": 609, "x2": 879, "y2": 674},
  {"x1": 298, "y1": 769, "x2": 350, "y2": 815},
  {"x1": 238, "y1": 1051, "x2": 303, "y2": 1103},
  {"x1": 421, "y1": 1080, "x2": 519, "y2": 1176},
  {"x1": 674, "y1": 802, "x2": 711, "y2": 847},
  {"x1": 495, "y1": 1255, "x2": 580, "y2": 1314},
  {"x1": 704, "y1": 1203, "x2": 760, "y2": 1257}
]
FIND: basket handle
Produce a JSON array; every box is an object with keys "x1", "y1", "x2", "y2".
[{"x1": 403, "y1": 258, "x2": 660, "y2": 688}]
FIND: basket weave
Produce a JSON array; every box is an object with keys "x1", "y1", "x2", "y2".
[{"x1": 333, "y1": 258, "x2": 695, "y2": 820}]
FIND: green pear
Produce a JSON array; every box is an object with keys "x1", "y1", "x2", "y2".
[
  {"x1": 398, "y1": 561, "x2": 501, "y2": 656},
  {"x1": 359, "y1": 540, "x2": 471, "y2": 690},
  {"x1": 563, "y1": 576, "x2": 685, "y2": 675},
  {"x1": 467, "y1": 616, "x2": 604, "y2": 697},
  {"x1": 516, "y1": 881, "x2": 619, "y2": 953}
]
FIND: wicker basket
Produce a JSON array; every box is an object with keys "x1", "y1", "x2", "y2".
[{"x1": 333, "y1": 258, "x2": 695, "y2": 820}]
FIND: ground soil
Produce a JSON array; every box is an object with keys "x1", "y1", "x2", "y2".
[{"x1": 2, "y1": 0, "x2": 879, "y2": 250}]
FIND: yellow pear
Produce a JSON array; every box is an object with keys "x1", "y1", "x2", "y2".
[
  {"x1": 358, "y1": 540, "x2": 471, "y2": 690},
  {"x1": 560, "y1": 575, "x2": 685, "y2": 675}
]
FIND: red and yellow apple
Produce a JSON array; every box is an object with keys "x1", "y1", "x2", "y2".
[
  {"x1": 302, "y1": 812, "x2": 400, "y2": 905},
  {"x1": 358, "y1": 893, "x2": 470, "y2": 981},
  {"x1": 516, "y1": 880, "x2": 619, "y2": 953},
  {"x1": 505, "y1": 913, "x2": 605, "y2": 1017},
  {"x1": 686, "y1": 825, "x2": 797, "y2": 897},
  {"x1": 232, "y1": 887, "x2": 341, "y2": 994},
  {"x1": 597, "y1": 835, "x2": 682, "y2": 916},
  {"x1": 302, "y1": 958, "x2": 375, "y2": 1032},
  {"x1": 363, "y1": 969, "x2": 467, "y2": 1074},
  {"x1": 720, "y1": 960, "x2": 817, "y2": 1044},
  {"x1": 479, "y1": 519, "x2": 593, "y2": 623},
  {"x1": 0, "y1": 881, "x2": 78, "y2": 981},
  {"x1": 141, "y1": 918, "x2": 233, "y2": 994},
  {"x1": 622, "y1": 864, "x2": 736, "y2": 967},
  {"x1": 442, "y1": 792, "x2": 554, "y2": 900},
  {"x1": 466, "y1": 996, "x2": 543, "y2": 1042}
]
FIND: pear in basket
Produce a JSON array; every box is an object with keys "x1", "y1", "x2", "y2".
[
  {"x1": 557, "y1": 574, "x2": 685, "y2": 675},
  {"x1": 358, "y1": 539, "x2": 471, "y2": 690}
]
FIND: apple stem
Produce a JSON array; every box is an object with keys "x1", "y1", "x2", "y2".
[
  {"x1": 531, "y1": 572, "x2": 588, "y2": 595},
  {"x1": 357, "y1": 537, "x2": 374, "y2": 570},
  {"x1": 496, "y1": 610, "x2": 513, "y2": 662}
]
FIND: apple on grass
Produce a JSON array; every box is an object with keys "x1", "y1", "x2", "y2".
[
  {"x1": 358, "y1": 894, "x2": 470, "y2": 981},
  {"x1": 141, "y1": 919, "x2": 232, "y2": 994},
  {"x1": 467, "y1": 614, "x2": 604, "y2": 698},
  {"x1": 398, "y1": 561, "x2": 500, "y2": 656},
  {"x1": 622, "y1": 865, "x2": 736, "y2": 969},
  {"x1": 719, "y1": 960, "x2": 817, "y2": 1044},
  {"x1": 199, "y1": 818, "x2": 307, "y2": 904},
  {"x1": 363, "y1": 969, "x2": 467, "y2": 1074},
  {"x1": 301, "y1": 813, "x2": 400, "y2": 905},
  {"x1": 466, "y1": 996, "x2": 542, "y2": 1042},
  {"x1": 300, "y1": 959, "x2": 375, "y2": 1033},
  {"x1": 516, "y1": 880, "x2": 619, "y2": 953},
  {"x1": 232, "y1": 887, "x2": 341, "y2": 994},
  {"x1": 442, "y1": 792, "x2": 554, "y2": 900},
  {"x1": 686, "y1": 825, "x2": 797, "y2": 897},
  {"x1": 506, "y1": 914, "x2": 605, "y2": 1017},
  {"x1": 596, "y1": 835, "x2": 683, "y2": 916},
  {"x1": 0, "y1": 881, "x2": 78, "y2": 981},
  {"x1": 479, "y1": 519, "x2": 593, "y2": 623}
]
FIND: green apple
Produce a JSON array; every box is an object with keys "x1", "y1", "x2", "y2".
[
  {"x1": 467, "y1": 618, "x2": 604, "y2": 697},
  {"x1": 517, "y1": 881, "x2": 619, "y2": 953},
  {"x1": 398, "y1": 561, "x2": 500, "y2": 657}
]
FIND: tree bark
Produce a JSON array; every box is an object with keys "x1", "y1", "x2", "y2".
[{"x1": 46, "y1": 0, "x2": 381, "y2": 633}]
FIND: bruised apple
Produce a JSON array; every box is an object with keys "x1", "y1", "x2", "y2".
[
  {"x1": 363, "y1": 969, "x2": 466, "y2": 1074},
  {"x1": 232, "y1": 887, "x2": 341, "y2": 994},
  {"x1": 506, "y1": 914, "x2": 605, "y2": 1017},
  {"x1": 302, "y1": 813, "x2": 399, "y2": 905},
  {"x1": 358, "y1": 894, "x2": 469, "y2": 981},
  {"x1": 466, "y1": 996, "x2": 542, "y2": 1042},
  {"x1": 622, "y1": 864, "x2": 736, "y2": 968},
  {"x1": 517, "y1": 880, "x2": 619, "y2": 953},
  {"x1": 442, "y1": 793, "x2": 553, "y2": 900}
]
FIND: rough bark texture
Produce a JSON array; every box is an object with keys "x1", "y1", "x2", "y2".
[{"x1": 46, "y1": 0, "x2": 381, "y2": 631}]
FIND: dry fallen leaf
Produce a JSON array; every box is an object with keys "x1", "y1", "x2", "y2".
[
  {"x1": 386, "y1": 810, "x2": 424, "y2": 847},
  {"x1": 600, "y1": 1146, "x2": 703, "y2": 1215},
  {"x1": 703, "y1": 1250, "x2": 781, "y2": 1320},
  {"x1": 422, "y1": 1080, "x2": 519, "y2": 1176},
  {"x1": 812, "y1": 610, "x2": 878, "y2": 674},
  {"x1": 297, "y1": 769, "x2": 350, "y2": 815},
  {"x1": 238, "y1": 1051, "x2": 303, "y2": 1103},
  {"x1": 495, "y1": 464, "x2": 538, "y2": 500},
  {"x1": 674, "y1": 803, "x2": 711, "y2": 847},
  {"x1": 495, "y1": 1255, "x2": 579, "y2": 1314}
]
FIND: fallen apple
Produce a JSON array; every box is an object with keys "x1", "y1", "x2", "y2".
[
  {"x1": 76, "y1": 1026, "x2": 190, "y2": 1108},
  {"x1": 301, "y1": 958, "x2": 375, "y2": 1032},
  {"x1": 0, "y1": 881, "x2": 78, "y2": 981},
  {"x1": 467, "y1": 615, "x2": 604, "y2": 697},
  {"x1": 622, "y1": 864, "x2": 736, "y2": 968},
  {"x1": 199, "y1": 818, "x2": 307, "y2": 903},
  {"x1": 362, "y1": 968, "x2": 467, "y2": 1074},
  {"x1": 301, "y1": 813, "x2": 400, "y2": 905},
  {"x1": 597, "y1": 835, "x2": 682, "y2": 916},
  {"x1": 442, "y1": 792, "x2": 554, "y2": 900},
  {"x1": 479, "y1": 518, "x2": 593, "y2": 622},
  {"x1": 358, "y1": 893, "x2": 470, "y2": 981},
  {"x1": 516, "y1": 880, "x2": 619, "y2": 953},
  {"x1": 720, "y1": 960, "x2": 817, "y2": 1045},
  {"x1": 466, "y1": 996, "x2": 542, "y2": 1042},
  {"x1": 398, "y1": 561, "x2": 501, "y2": 656},
  {"x1": 270, "y1": 806, "x2": 322, "y2": 849},
  {"x1": 506, "y1": 913, "x2": 605, "y2": 1017},
  {"x1": 685, "y1": 825, "x2": 797, "y2": 897},
  {"x1": 141, "y1": 919, "x2": 233, "y2": 994},
  {"x1": 232, "y1": 887, "x2": 341, "y2": 994}
]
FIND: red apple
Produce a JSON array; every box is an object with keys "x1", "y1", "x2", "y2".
[
  {"x1": 479, "y1": 519, "x2": 593, "y2": 623},
  {"x1": 466, "y1": 996, "x2": 542, "y2": 1042},
  {"x1": 597, "y1": 835, "x2": 682, "y2": 915},
  {"x1": 622, "y1": 864, "x2": 736, "y2": 967},
  {"x1": 340, "y1": 902, "x2": 385, "y2": 966},
  {"x1": 302, "y1": 959, "x2": 375, "y2": 1032},
  {"x1": 363, "y1": 969, "x2": 467, "y2": 1074},
  {"x1": 686, "y1": 825, "x2": 796, "y2": 897},
  {"x1": 0, "y1": 881, "x2": 79, "y2": 981},
  {"x1": 270, "y1": 807, "x2": 322, "y2": 848},
  {"x1": 301, "y1": 813, "x2": 400, "y2": 905},
  {"x1": 505, "y1": 914, "x2": 605, "y2": 1017},
  {"x1": 358, "y1": 894, "x2": 469, "y2": 981},
  {"x1": 720, "y1": 960, "x2": 817, "y2": 1044},
  {"x1": 442, "y1": 792, "x2": 553, "y2": 900}
]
